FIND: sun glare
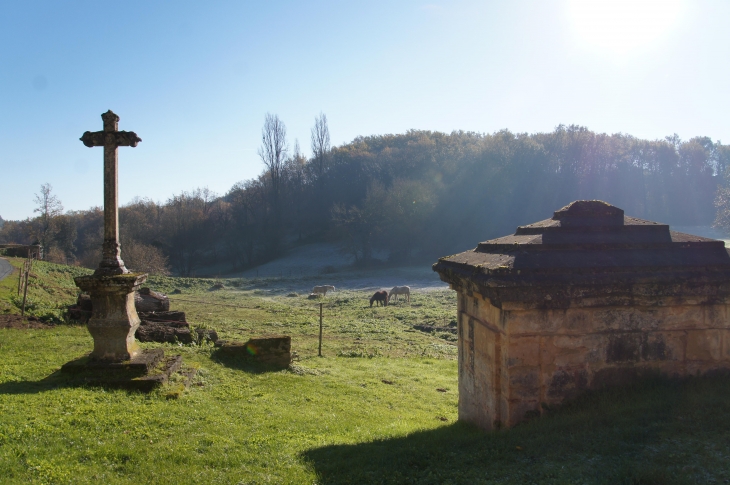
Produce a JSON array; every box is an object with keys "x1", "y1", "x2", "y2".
[{"x1": 567, "y1": 0, "x2": 683, "y2": 57}]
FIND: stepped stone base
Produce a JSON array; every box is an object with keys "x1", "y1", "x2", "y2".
[{"x1": 60, "y1": 348, "x2": 192, "y2": 392}]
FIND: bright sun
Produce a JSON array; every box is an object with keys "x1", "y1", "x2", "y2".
[{"x1": 567, "y1": 0, "x2": 683, "y2": 57}]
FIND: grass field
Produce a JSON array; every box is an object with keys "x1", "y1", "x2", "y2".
[{"x1": 2, "y1": 258, "x2": 730, "y2": 484}]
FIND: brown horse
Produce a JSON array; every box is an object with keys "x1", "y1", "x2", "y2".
[{"x1": 369, "y1": 290, "x2": 388, "y2": 307}]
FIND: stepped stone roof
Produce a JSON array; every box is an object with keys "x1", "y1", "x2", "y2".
[{"x1": 433, "y1": 200, "x2": 730, "y2": 307}]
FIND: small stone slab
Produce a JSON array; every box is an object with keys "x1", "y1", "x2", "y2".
[
  {"x1": 135, "y1": 287, "x2": 170, "y2": 312},
  {"x1": 134, "y1": 311, "x2": 218, "y2": 344},
  {"x1": 137, "y1": 311, "x2": 193, "y2": 344},
  {"x1": 215, "y1": 335, "x2": 291, "y2": 368},
  {"x1": 125, "y1": 355, "x2": 184, "y2": 392}
]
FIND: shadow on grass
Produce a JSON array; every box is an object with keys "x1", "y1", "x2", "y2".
[
  {"x1": 0, "y1": 371, "x2": 170, "y2": 395},
  {"x1": 211, "y1": 350, "x2": 289, "y2": 374},
  {"x1": 0, "y1": 370, "x2": 75, "y2": 395},
  {"x1": 303, "y1": 376, "x2": 730, "y2": 485},
  {"x1": 0, "y1": 355, "x2": 161, "y2": 395}
]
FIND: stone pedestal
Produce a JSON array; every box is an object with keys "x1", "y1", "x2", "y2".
[{"x1": 74, "y1": 273, "x2": 147, "y2": 361}]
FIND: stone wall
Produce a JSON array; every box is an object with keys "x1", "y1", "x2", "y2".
[{"x1": 456, "y1": 287, "x2": 730, "y2": 430}]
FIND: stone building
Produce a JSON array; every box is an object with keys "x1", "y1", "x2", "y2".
[{"x1": 433, "y1": 200, "x2": 730, "y2": 430}]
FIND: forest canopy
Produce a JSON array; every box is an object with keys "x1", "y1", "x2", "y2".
[{"x1": 2, "y1": 123, "x2": 729, "y2": 276}]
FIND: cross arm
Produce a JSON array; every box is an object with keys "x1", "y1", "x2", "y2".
[{"x1": 80, "y1": 131, "x2": 142, "y2": 148}]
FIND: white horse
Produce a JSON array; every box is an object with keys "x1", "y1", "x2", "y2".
[
  {"x1": 312, "y1": 285, "x2": 335, "y2": 296},
  {"x1": 389, "y1": 286, "x2": 410, "y2": 303}
]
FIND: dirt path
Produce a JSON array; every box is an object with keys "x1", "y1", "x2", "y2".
[{"x1": 0, "y1": 258, "x2": 12, "y2": 282}]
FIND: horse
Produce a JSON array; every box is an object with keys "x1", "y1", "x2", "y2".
[
  {"x1": 370, "y1": 290, "x2": 389, "y2": 307},
  {"x1": 312, "y1": 285, "x2": 335, "y2": 296},
  {"x1": 389, "y1": 286, "x2": 410, "y2": 303}
]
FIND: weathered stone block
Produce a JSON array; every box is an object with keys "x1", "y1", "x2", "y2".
[
  {"x1": 506, "y1": 310, "x2": 550, "y2": 334},
  {"x1": 215, "y1": 335, "x2": 291, "y2": 368},
  {"x1": 136, "y1": 316, "x2": 192, "y2": 344},
  {"x1": 605, "y1": 333, "x2": 642, "y2": 363},
  {"x1": 508, "y1": 366, "x2": 540, "y2": 397},
  {"x1": 721, "y1": 331, "x2": 730, "y2": 361},
  {"x1": 508, "y1": 399, "x2": 541, "y2": 426},
  {"x1": 540, "y1": 335, "x2": 598, "y2": 367},
  {"x1": 135, "y1": 287, "x2": 170, "y2": 312},
  {"x1": 547, "y1": 367, "x2": 588, "y2": 399},
  {"x1": 655, "y1": 305, "x2": 705, "y2": 331},
  {"x1": 507, "y1": 336, "x2": 539, "y2": 367},
  {"x1": 477, "y1": 299, "x2": 503, "y2": 330},
  {"x1": 593, "y1": 308, "x2": 666, "y2": 332},
  {"x1": 686, "y1": 330, "x2": 722, "y2": 361},
  {"x1": 705, "y1": 305, "x2": 727, "y2": 328},
  {"x1": 546, "y1": 308, "x2": 592, "y2": 334}
]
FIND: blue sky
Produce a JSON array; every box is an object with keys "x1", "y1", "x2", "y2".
[{"x1": 1, "y1": 0, "x2": 729, "y2": 220}]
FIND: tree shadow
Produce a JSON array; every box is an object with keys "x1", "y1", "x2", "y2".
[
  {"x1": 301, "y1": 378, "x2": 725, "y2": 484},
  {"x1": 303, "y1": 422, "x2": 491, "y2": 484}
]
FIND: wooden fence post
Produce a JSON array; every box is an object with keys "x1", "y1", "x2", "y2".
[
  {"x1": 21, "y1": 262, "x2": 30, "y2": 317},
  {"x1": 17, "y1": 262, "x2": 24, "y2": 296},
  {"x1": 318, "y1": 302, "x2": 323, "y2": 357}
]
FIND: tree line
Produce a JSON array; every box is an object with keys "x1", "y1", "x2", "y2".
[{"x1": 2, "y1": 118, "x2": 729, "y2": 275}]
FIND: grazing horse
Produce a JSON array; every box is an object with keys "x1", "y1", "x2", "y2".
[
  {"x1": 370, "y1": 290, "x2": 389, "y2": 307},
  {"x1": 389, "y1": 286, "x2": 410, "y2": 303},
  {"x1": 312, "y1": 285, "x2": 335, "y2": 296}
]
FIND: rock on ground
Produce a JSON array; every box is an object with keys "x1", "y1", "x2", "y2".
[
  {"x1": 135, "y1": 287, "x2": 170, "y2": 312},
  {"x1": 136, "y1": 310, "x2": 218, "y2": 344}
]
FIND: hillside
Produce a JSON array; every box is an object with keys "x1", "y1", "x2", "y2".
[{"x1": 0, "y1": 258, "x2": 91, "y2": 324}]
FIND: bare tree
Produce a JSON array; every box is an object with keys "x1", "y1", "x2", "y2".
[
  {"x1": 198, "y1": 186, "x2": 218, "y2": 216},
  {"x1": 258, "y1": 113, "x2": 288, "y2": 203},
  {"x1": 258, "y1": 113, "x2": 288, "y2": 254},
  {"x1": 33, "y1": 183, "x2": 64, "y2": 252},
  {"x1": 310, "y1": 112, "x2": 331, "y2": 180}
]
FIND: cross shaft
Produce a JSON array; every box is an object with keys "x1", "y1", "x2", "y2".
[{"x1": 80, "y1": 110, "x2": 141, "y2": 275}]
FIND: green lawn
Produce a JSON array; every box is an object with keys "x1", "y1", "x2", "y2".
[{"x1": 1, "y1": 260, "x2": 730, "y2": 484}]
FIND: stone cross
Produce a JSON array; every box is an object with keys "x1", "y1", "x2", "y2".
[{"x1": 80, "y1": 110, "x2": 141, "y2": 276}]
